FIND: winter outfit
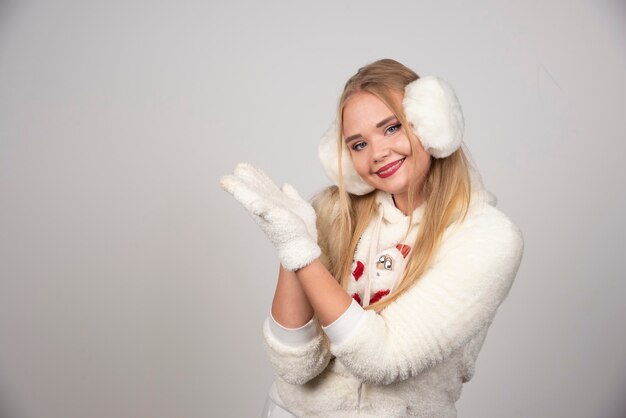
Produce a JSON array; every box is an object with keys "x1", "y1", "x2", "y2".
[
  {"x1": 220, "y1": 74, "x2": 524, "y2": 417},
  {"x1": 261, "y1": 166, "x2": 523, "y2": 417}
]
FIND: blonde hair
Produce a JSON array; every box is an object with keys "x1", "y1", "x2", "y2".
[{"x1": 314, "y1": 59, "x2": 473, "y2": 312}]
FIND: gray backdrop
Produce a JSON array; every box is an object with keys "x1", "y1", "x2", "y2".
[{"x1": 1, "y1": 0, "x2": 625, "y2": 417}]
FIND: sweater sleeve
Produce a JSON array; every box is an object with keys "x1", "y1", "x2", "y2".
[
  {"x1": 262, "y1": 315, "x2": 332, "y2": 385},
  {"x1": 328, "y1": 205, "x2": 524, "y2": 385}
]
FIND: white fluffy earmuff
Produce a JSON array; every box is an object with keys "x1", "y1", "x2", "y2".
[{"x1": 318, "y1": 75, "x2": 464, "y2": 195}]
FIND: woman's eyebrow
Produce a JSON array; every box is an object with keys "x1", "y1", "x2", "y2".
[
  {"x1": 345, "y1": 115, "x2": 397, "y2": 143},
  {"x1": 345, "y1": 133, "x2": 362, "y2": 143},
  {"x1": 375, "y1": 115, "x2": 396, "y2": 128}
]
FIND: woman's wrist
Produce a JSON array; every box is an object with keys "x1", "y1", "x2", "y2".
[
  {"x1": 295, "y1": 259, "x2": 353, "y2": 327},
  {"x1": 271, "y1": 264, "x2": 315, "y2": 328}
]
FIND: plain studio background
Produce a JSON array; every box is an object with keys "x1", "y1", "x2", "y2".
[{"x1": 1, "y1": 0, "x2": 625, "y2": 417}]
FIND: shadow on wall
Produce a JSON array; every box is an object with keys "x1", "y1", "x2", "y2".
[
  {"x1": 610, "y1": 378, "x2": 626, "y2": 418},
  {"x1": 611, "y1": 403, "x2": 626, "y2": 418},
  {"x1": 0, "y1": 378, "x2": 26, "y2": 418}
]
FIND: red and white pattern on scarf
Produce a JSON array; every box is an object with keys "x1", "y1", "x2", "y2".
[{"x1": 347, "y1": 244, "x2": 412, "y2": 307}]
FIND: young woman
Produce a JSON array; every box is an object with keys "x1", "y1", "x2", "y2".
[{"x1": 221, "y1": 59, "x2": 524, "y2": 418}]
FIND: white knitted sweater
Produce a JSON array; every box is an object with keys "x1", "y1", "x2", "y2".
[{"x1": 262, "y1": 171, "x2": 524, "y2": 417}]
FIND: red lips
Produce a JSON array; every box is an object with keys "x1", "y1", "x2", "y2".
[{"x1": 376, "y1": 158, "x2": 405, "y2": 178}]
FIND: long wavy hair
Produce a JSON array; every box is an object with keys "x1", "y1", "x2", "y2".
[{"x1": 314, "y1": 58, "x2": 473, "y2": 312}]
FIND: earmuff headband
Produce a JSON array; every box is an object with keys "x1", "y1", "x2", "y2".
[{"x1": 318, "y1": 76, "x2": 464, "y2": 195}]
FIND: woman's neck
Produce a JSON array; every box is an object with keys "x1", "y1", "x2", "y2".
[{"x1": 392, "y1": 192, "x2": 423, "y2": 216}]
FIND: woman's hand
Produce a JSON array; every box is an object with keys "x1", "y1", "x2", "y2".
[{"x1": 220, "y1": 163, "x2": 321, "y2": 271}]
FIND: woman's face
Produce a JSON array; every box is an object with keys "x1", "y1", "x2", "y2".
[{"x1": 342, "y1": 91, "x2": 431, "y2": 211}]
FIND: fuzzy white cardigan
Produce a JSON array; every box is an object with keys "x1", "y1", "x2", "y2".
[{"x1": 262, "y1": 172, "x2": 524, "y2": 417}]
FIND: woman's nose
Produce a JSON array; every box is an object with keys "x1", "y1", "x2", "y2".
[{"x1": 372, "y1": 138, "x2": 390, "y2": 163}]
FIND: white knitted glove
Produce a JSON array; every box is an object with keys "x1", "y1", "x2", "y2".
[{"x1": 220, "y1": 163, "x2": 321, "y2": 271}]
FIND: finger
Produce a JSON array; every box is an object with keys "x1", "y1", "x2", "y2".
[
  {"x1": 280, "y1": 183, "x2": 305, "y2": 202},
  {"x1": 235, "y1": 163, "x2": 279, "y2": 196},
  {"x1": 234, "y1": 163, "x2": 281, "y2": 196},
  {"x1": 262, "y1": 205, "x2": 292, "y2": 226},
  {"x1": 248, "y1": 197, "x2": 275, "y2": 217},
  {"x1": 220, "y1": 174, "x2": 264, "y2": 210},
  {"x1": 221, "y1": 174, "x2": 280, "y2": 220}
]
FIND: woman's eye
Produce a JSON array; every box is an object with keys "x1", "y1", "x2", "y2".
[
  {"x1": 352, "y1": 141, "x2": 367, "y2": 151},
  {"x1": 385, "y1": 123, "x2": 402, "y2": 135}
]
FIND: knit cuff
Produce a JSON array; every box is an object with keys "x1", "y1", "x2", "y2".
[
  {"x1": 322, "y1": 299, "x2": 366, "y2": 346},
  {"x1": 268, "y1": 313, "x2": 318, "y2": 347}
]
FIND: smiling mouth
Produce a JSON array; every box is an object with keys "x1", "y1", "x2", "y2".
[{"x1": 376, "y1": 158, "x2": 406, "y2": 178}]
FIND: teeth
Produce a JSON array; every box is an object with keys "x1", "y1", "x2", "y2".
[{"x1": 378, "y1": 159, "x2": 403, "y2": 174}]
